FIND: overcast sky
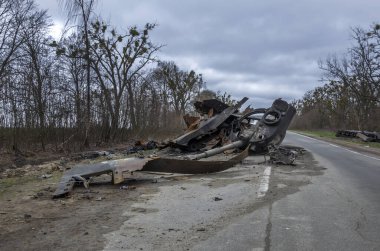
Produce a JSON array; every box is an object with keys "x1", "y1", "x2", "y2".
[{"x1": 36, "y1": 0, "x2": 380, "y2": 107}]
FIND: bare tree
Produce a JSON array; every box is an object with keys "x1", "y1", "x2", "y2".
[
  {"x1": 59, "y1": 0, "x2": 97, "y2": 147},
  {"x1": 0, "y1": 0, "x2": 210, "y2": 151},
  {"x1": 21, "y1": 8, "x2": 52, "y2": 150},
  {"x1": 0, "y1": 0, "x2": 37, "y2": 81},
  {"x1": 87, "y1": 21, "x2": 161, "y2": 139},
  {"x1": 155, "y1": 61, "x2": 203, "y2": 116},
  {"x1": 295, "y1": 23, "x2": 380, "y2": 131}
]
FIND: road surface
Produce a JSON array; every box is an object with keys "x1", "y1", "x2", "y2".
[
  {"x1": 103, "y1": 132, "x2": 380, "y2": 250},
  {"x1": 269, "y1": 132, "x2": 380, "y2": 251},
  {"x1": 186, "y1": 132, "x2": 380, "y2": 251}
]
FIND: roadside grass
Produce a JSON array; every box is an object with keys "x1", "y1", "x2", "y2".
[
  {"x1": 291, "y1": 129, "x2": 380, "y2": 149},
  {"x1": 0, "y1": 176, "x2": 35, "y2": 198},
  {"x1": 0, "y1": 172, "x2": 61, "y2": 199}
]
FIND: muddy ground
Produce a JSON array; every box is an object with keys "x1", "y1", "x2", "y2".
[{"x1": 0, "y1": 149, "x2": 323, "y2": 251}]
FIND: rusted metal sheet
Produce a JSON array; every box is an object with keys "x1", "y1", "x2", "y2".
[
  {"x1": 142, "y1": 146, "x2": 248, "y2": 174},
  {"x1": 53, "y1": 158, "x2": 151, "y2": 197},
  {"x1": 171, "y1": 97, "x2": 248, "y2": 151},
  {"x1": 53, "y1": 147, "x2": 249, "y2": 197}
]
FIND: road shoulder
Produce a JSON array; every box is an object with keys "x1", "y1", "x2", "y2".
[{"x1": 290, "y1": 131, "x2": 380, "y2": 158}]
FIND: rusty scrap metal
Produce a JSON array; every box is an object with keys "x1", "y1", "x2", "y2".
[
  {"x1": 247, "y1": 98, "x2": 296, "y2": 153},
  {"x1": 53, "y1": 97, "x2": 296, "y2": 197},
  {"x1": 356, "y1": 133, "x2": 371, "y2": 142},
  {"x1": 53, "y1": 147, "x2": 248, "y2": 197},
  {"x1": 268, "y1": 146, "x2": 297, "y2": 165},
  {"x1": 71, "y1": 150, "x2": 110, "y2": 161},
  {"x1": 194, "y1": 99, "x2": 230, "y2": 115},
  {"x1": 185, "y1": 140, "x2": 245, "y2": 160},
  {"x1": 336, "y1": 130, "x2": 380, "y2": 142},
  {"x1": 171, "y1": 97, "x2": 248, "y2": 151},
  {"x1": 183, "y1": 114, "x2": 201, "y2": 129}
]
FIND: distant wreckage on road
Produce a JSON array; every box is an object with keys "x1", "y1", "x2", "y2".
[{"x1": 53, "y1": 97, "x2": 297, "y2": 197}]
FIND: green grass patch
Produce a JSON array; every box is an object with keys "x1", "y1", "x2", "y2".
[
  {"x1": 293, "y1": 130, "x2": 336, "y2": 139},
  {"x1": 0, "y1": 172, "x2": 62, "y2": 198},
  {"x1": 0, "y1": 176, "x2": 36, "y2": 197}
]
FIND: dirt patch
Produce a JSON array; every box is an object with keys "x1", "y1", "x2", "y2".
[
  {"x1": 0, "y1": 149, "x2": 324, "y2": 251},
  {"x1": 0, "y1": 173, "x2": 162, "y2": 251}
]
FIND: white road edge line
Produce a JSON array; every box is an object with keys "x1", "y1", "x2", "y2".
[
  {"x1": 289, "y1": 131, "x2": 380, "y2": 161},
  {"x1": 257, "y1": 166, "x2": 272, "y2": 198}
]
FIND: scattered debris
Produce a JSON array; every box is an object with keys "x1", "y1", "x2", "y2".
[
  {"x1": 336, "y1": 130, "x2": 380, "y2": 142},
  {"x1": 268, "y1": 146, "x2": 297, "y2": 165},
  {"x1": 52, "y1": 150, "x2": 248, "y2": 197},
  {"x1": 213, "y1": 197, "x2": 223, "y2": 201},
  {"x1": 53, "y1": 97, "x2": 297, "y2": 197},
  {"x1": 120, "y1": 185, "x2": 136, "y2": 190},
  {"x1": 81, "y1": 194, "x2": 93, "y2": 200},
  {"x1": 33, "y1": 192, "x2": 44, "y2": 198},
  {"x1": 167, "y1": 228, "x2": 181, "y2": 232},
  {"x1": 40, "y1": 174, "x2": 52, "y2": 179},
  {"x1": 71, "y1": 151, "x2": 110, "y2": 160},
  {"x1": 126, "y1": 140, "x2": 158, "y2": 154}
]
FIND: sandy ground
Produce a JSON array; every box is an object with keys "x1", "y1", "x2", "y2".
[{"x1": 0, "y1": 149, "x2": 323, "y2": 251}]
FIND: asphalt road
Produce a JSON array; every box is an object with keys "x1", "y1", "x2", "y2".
[
  {"x1": 271, "y1": 132, "x2": 380, "y2": 251},
  {"x1": 191, "y1": 132, "x2": 380, "y2": 251},
  {"x1": 103, "y1": 132, "x2": 380, "y2": 251}
]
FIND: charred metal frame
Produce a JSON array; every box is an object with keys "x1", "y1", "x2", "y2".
[{"x1": 53, "y1": 97, "x2": 296, "y2": 197}]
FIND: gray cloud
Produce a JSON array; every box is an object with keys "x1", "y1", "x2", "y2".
[{"x1": 37, "y1": 0, "x2": 380, "y2": 107}]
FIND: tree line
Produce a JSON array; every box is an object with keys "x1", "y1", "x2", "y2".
[
  {"x1": 0, "y1": 0, "x2": 205, "y2": 152},
  {"x1": 291, "y1": 23, "x2": 380, "y2": 131}
]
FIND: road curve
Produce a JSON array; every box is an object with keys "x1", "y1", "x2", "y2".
[{"x1": 272, "y1": 132, "x2": 380, "y2": 250}]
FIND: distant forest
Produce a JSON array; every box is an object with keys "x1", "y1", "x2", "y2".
[
  {"x1": 291, "y1": 23, "x2": 380, "y2": 131},
  {"x1": 0, "y1": 0, "x2": 222, "y2": 152}
]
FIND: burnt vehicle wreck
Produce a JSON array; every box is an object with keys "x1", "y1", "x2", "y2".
[
  {"x1": 53, "y1": 97, "x2": 296, "y2": 197},
  {"x1": 336, "y1": 130, "x2": 380, "y2": 142}
]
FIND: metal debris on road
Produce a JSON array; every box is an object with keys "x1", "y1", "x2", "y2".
[
  {"x1": 336, "y1": 130, "x2": 380, "y2": 142},
  {"x1": 53, "y1": 97, "x2": 297, "y2": 197}
]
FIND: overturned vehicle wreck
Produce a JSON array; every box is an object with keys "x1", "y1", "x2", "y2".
[{"x1": 53, "y1": 97, "x2": 296, "y2": 197}]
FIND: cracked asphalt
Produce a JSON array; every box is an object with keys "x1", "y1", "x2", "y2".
[{"x1": 104, "y1": 132, "x2": 380, "y2": 250}]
